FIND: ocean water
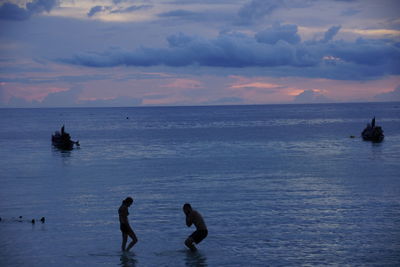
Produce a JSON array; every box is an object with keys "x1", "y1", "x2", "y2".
[{"x1": 0, "y1": 102, "x2": 399, "y2": 266}]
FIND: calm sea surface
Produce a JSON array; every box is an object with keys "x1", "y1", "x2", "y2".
[{"x1": 0, "y1": 103, "x2": 400, "y2": 266}]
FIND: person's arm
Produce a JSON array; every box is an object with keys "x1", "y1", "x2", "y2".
[
  {"x1": 119, "y1": 207, "x2": 129, "y2": 225},
  {"x1": 121, "y1": 215, "x2": 129, "y2": 225},
  {"x1": 186, "y1": 213, "x2": 192, "y2": 227}
]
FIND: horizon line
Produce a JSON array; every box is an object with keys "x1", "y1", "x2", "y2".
[{"x1": 1, "y1": 101, "x2": 399, "y2": 110}]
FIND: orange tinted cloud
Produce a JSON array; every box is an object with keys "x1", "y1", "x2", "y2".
[{"x1": 230, "y1": 82, "x2": 281, "y2": 89}]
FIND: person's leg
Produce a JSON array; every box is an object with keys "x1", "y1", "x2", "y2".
[
  {"x1": 196, "y1": 230, "x2": 207, "y2": 244},
  {"x1": 121, "y1": 233, "x2": 128, "y2": 251},
  {"x1": 126, "y1": 231, "x2": 138, "y2": 251},
  {"x1": 184, "y1": 236, "x2": 197, "y2": 251}
]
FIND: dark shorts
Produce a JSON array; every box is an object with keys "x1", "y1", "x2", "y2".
[
  {"x1": 190, "y1": 229, "x2": 208, "y2": 244},
  {"x1": 120, "y1": 223, "x2": 133, "y2": 234}
]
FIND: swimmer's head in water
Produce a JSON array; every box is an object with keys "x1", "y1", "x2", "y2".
[{"x1": 124, "y1": 197, "x2": 133, "y2": 206}]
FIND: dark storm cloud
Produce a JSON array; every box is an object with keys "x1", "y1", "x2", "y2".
[
  {"x1": 157, "y1": 8, "x2": 232, "y2": 24},
  {"x1": 236, "y1": 0, "x2": 283, "y2": 25},
  {"x1": 1, "y1": 73, "x2": 113, "y2": 84},
  {"x1": 235, "y1": 0, "x2": 317, "y2": 25},
  {"x1": 0, "y1": 3, "x2": 30, "y2": 20},
  {"x1": 158, "y1": 9, "x2": 201, "y2": 20},
  {"x1": 87, "y1": 3, "x2": 152, "y2": 17},
  {"x1": 321, "y1": 26, "x2": 341, "y2": 43},
  {"x1": 26, "y1": 0, "x2": 57, "y2": 13},
  {"x1": 87, "y1": 6, "x2": 106, "y2": 17},
  {"x1": 62, "y1": 32, "x2": 301, "y2": 68},
  {"x1": 0, "y1": 0, "x2": 58, "y2": 21},
  {"x1": 60, "y1": 26, "x2": 400, "y2": 80},
  {"x1": 166, "y1": 32, "x2": 194, "y2": 48},
  {"x1": 255, "y1": 24, "x2": 301, "y2": 45},
  {"x1": 110, "y1": 5, "x2": 152, "y2": 14},
  {"x1": 327, "y1": 38, "x2": 400, "y2": 66}
]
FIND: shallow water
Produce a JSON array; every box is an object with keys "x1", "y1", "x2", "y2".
[{"x1": 1, "y1": 103, "x2": 400, "y2": 266}]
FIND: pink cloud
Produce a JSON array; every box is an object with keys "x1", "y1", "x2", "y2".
[
  {"x1": 80, "y1": 74, "x2": 399, "y2": 105},
  {"x1": 2, "y1": 58, "x2": 399, "y2": 107},
  {"x1": 293, "y1": 89, "x2": 333, "y2": 103},
  {"x1": 161, "y1": 78, "x2": 203, "y2": 89},
  {"x1": 227, "y1": 75, "x2": 400, "y2": 103},
  {"x1": 142, "y1": 95, "x2": 188, "y2": 106},
  {"x1": 1, "y1": 83, "x2": 68, "y2": 103},
  {"x1": 79, "y1": 96, "x2": 115, "y2": 101},
  {"x1": 230, "y1": 82, "x2": 281, "y2": 89}
]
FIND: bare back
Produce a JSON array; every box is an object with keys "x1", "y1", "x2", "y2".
[{"x1": 187, "y1": 210, "x2": 207, "y2": 230}]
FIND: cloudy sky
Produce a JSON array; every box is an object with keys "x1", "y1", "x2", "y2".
[{"x1": 0, "y1": 0, "x2": 399, "y2": 107}]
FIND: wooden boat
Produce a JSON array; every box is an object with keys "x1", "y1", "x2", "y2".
[
  {"x1": 361, "y1": 117, "x2": 384, "y2": 142},
  {"x1": 52, "y1": 125, "x2": 80, "y2": 150}
]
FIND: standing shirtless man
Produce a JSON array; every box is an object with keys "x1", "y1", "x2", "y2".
[
  {"x1": 183, "y1": 203, "x2": 208, "y2": 251},
  {"x1": 118, "y1": 197, "x2": 138, "y2": 251}
]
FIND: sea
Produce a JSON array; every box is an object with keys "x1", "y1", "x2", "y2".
[{"x1": 0, "y1": 102, "x2": 399, "y2": 267}]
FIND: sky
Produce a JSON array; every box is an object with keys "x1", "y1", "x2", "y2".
[{"x1": 0, "y1": 0, "x2": 399, "y2": 107}]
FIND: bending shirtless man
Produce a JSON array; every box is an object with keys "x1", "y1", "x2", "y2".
[
  {"x1": 118, "y1": 197, "x2": 138, "y2": 251},
  {"x1": 183, "y1": 203, "x2": 208, "y2": 251}
]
